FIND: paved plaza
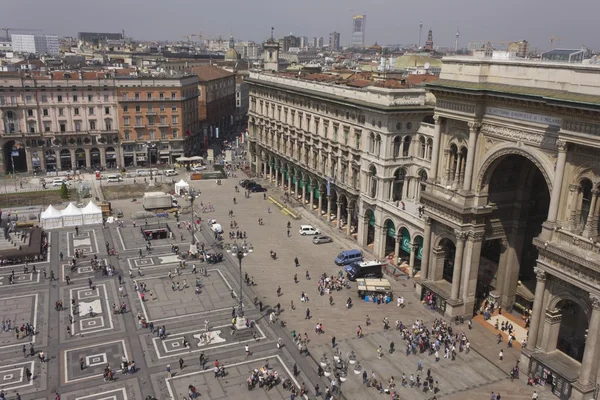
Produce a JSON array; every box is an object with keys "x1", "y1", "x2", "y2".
[{"x1": 0, "y1": 171, "x2": 557, "y2": 399}]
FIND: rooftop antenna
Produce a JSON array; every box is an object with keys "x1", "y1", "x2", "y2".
[
  {"x1": 418, "y1": 21, "x2": 423, "y2": 48},
  {"x1": 454, "y1": 26, "x2": 460, "y2": 53},
  {"x1": 270, "y1": 27, "x2": 274, "y2": 40}
]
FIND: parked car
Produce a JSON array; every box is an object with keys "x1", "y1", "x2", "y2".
[
  {"x1": 107, "y1": 175, "x2": 123, "y2": 182},
  {"x1": 53, "y1": 179, "x2": 70, "y2": 187},
  {"x1": 299, "y1": 225, "x2": 320, "y2": 235},
  {"x1": 250, "y1": 185, "x2": 267, "y2": 192},
  {"x1": 241, "y1": 180, "x2": 256, "y2": 188},
  {"x1": 164, "y1": 169, "x2": 178, "y2": 176},
  {"x1": 192, "y1": 165, "x2": 207, "y2": 171},
  {"x1": 312, "y1": 235, "x2": 333, "y2": 244}
]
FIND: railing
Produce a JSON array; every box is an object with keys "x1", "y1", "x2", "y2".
[{"x1": 554, "y1": 229, "x2": 600, "y2": 255}]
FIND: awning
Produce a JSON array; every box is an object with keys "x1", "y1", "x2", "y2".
[
  {"x1": 160, "y1": 151, "x2": 170, "y2": 155},
  {"x1": 160, "y1": 155, "x2": 169, "y2": 159},
  {"x1": 176, "y1": 156, "x2": 190, "y2": 162}
]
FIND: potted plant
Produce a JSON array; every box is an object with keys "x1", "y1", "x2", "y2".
[
  {"x1": 353, "y1": 362, "x2": 362, "y2": 375},
  {"x1": 339, "y1": 370, "x2": 348, "y2": 382},
  {"x1": 98, "y1": 137, "x2": 106, "y2": 144},
  {"x1": 348, "y1": 351, "x2": 357, "y2": 365},
  {"x1": 323, "y1": 366, "x2": 332, "y2": 377},
  {"x1": 320, "y1": 354, "x2": 328, "y2": 367},
  {"x1": 333, "y1": 348, "x2": 342, "y2": 362},
  {"x1": 84, "y1": 137, "x2": 91, "y2": 144},
  {"x1": 69, "y1": 138, "x2": 75, "y2": 145}
]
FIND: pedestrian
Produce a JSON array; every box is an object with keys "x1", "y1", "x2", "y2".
[
  {"x1": 25, "y1": 368, "x2": 31, "y2": 381},
  {"x1": 259, "y1": 300, "x2": 263, "y2": 312},
  {"x1": 80, "y1": 357, "x2": 85, "y2": 370},
  {"x1": 60, "y1": 252, "x2": 63, "y2": 261},
  {"x1": 305, "y1": 308, "x2": 310, "y2": 319},
  {"x1": 491, "y1": 392, "x2": 496, "y2": 400},
  {"x1": 331, "y1": 335, "x2": 336, "y2": 348},
  {"x1": 497, "y1": 393, "x2": 502, "y2": 400},
  {"x1": 377, "y1": 345, "x2": 383, "y2": 359},
  {"x1": 362, "y1": 370, "x2": 368, "y2": 384},
  {"x1": 179, "y1": 357, "x2": 184, "y2": 369},
  {"x1": 166, "y1": 364, "x2": 171, "y2": 378},
  {"x1": 499, "y1": 350, "x2": 503, "y2": 361},
  {"x1": 66, "y1": 276, "x2": 71, "y2": 285},
  {"x1": 245, "y1": 344, "x2": 250, "y2": 357},
  {"x1": 22, "y1": 344, "x2": 26, "y2": 358},
  {"x1": 532, "y1": 391, "x2": 538, "y2": 399}
]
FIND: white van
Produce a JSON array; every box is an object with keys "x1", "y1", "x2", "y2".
[
  {"x1": 299, "y1": 225, "x2": 320, "y2": 235},
  {"x1": 107, "y1": 175, "x2": 123, "y2": 182},
  {"x1": 164, "y1": 169, "x2": 177, "y2": 176}
]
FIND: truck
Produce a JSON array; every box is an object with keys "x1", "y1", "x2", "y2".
[{"x1": 142, "y1": 192, "x2": 173, "y2": 210}]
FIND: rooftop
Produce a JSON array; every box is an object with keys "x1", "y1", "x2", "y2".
[{"x1": 190, "y1": 65, "x2": 234, "y2": 82}]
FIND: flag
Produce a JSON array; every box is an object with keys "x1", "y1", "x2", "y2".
[{"x1": 326, "y1": 176, "x2": 331, "y2": 197}]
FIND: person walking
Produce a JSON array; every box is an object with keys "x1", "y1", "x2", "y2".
[
  {"x1": 166, "y1": 364, "x2": 171, "y2": 378},
  {"x1": 499, "y1": 349, "x2": 503, "y2": 361},
  {"x1": 331, "y1": 336, "x2": 336, "y2": 348},
  {"x1": 377, "y1": 345, "x2": 383, "y2": 359},
  {"x1": 179, "y1": 357, "x2": 184, "y2": 369},
  {"x1": 245, "y1": 344, "x2": 250, "y2": 357},
  {"x1": 80, "y1": 357, "x2": 85, "y2": 370},
  {"x1": 305, "y1": 308, "x2": 310, "y2": 319}
]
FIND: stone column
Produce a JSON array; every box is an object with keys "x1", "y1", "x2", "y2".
[
  {"x1": 302, "y1": 182, "x2": 307, "y2": 203},
  {"x1": 547, "y1": 140, "x2": 568, "y2": 224},
  {"x1": 318, "y1": 190, "x2": 324, "y2": 214},
  {"x1": 540, "y1": 309, "x2": 562, "y2": 353},
  {"x1": 38, "y1": 150, "x2": 45, "y2": 173},
  {"x1": 420, "y1": 217, "x2": 432, "y2": 280},
  {"x1": 409, "y1": 243, "x2": 417, "y2": 267},
  {"x1": 294, "y1": 176, "x2": 299, "y2": 197},
  {"x1": 463, "y1": 122, "x2": 479, "y2": 191},
  {"x1": 347, "y1": 207, "x2": 353, "y2": 235},
  {"x1": 336, "y1": 202, "x2": 342, "y2": 228},
  {"x1": 25, "y1": 150, "x2": 33, "y2": 173},
  {"x1": 99, "y1": 147, "x2": 107, "y2": 168},
  {"x1": 582, "y1": 190, "x2": 599, "y2": 237},
  {"x1": 578, "y1": 295, "x2": 600, "y2": 386},
  {"x1": 269, "y1": 164, "x2": 273, "y2": 180},
  {"x1": 69, "y1": 149, "x2": 76, "y2": 171},
  {"x1": 275, "y1": 167, "x2": 279, "y2": 185},
  {"x1": 288, "y1": 174, "x2": 292, "y2": 194},
  {"x1": 56, "y1": 150, "x2": 62, "y2": 171},
  {"x1": 309, "y1": 186, "x2": 315, "y2": 209},
  {"x1": 451, "y1": 231, "x2": 467, "y2": 301},
  {"x1": 394, "y1": 237, "x2": 401, "y2": 265},
  {"x1": 430, "y1": 116, "x2": 442, "y2": 181},
  {"x1": 528, "y1": 268, "x2": 547, "y2": 349},
  {"x1": 85, "y1": 148, "x2": 91, "y2": 169},
  {"x1": 326, "y1": 196, "x2": 332, "y2": 221}
]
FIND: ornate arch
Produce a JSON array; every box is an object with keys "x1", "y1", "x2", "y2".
[
  {"x1": 476, "y1": 145, "x2": 554, "y2": 193},
  {"x1": 411, "y1": 232, "x2": 424, "y2": 241},
  {"x1": 396, "y1": 225, "x2": 411, "y2": 238},
  {"x1": 433, "y1": 231, "x2": 457, "y2": 248},
  {"x1": 548, "y1": 291, "x2": 591, "y2": 321}
]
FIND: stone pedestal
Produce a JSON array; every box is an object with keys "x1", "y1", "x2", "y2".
[{"x1": 235, "y1": 317, "x2": 248, "y2": 330}]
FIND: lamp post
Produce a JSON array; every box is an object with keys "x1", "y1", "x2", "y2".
[
  {"x1": 230, "y1": 241, "x2": 252, "y2": 329},
  {"x1": 189, "y1": 189, "x2": 197, "y2": 245}
]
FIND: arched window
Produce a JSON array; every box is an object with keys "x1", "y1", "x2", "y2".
[
  {"x1": 419, "y1": 170, "x2": 428, "y2": 199},
  {"x1": 419, "y1": 136, "x2": 426, "y2": 158},
  {"x1": 393, "y1": 168, "x2": 407, "y2": 201},
  {"x1": 403, "y1": 136, "x2": 411, "y2": 157},
  {"x1": 375, "y1": 134, "x2": 382, "y2": 156},
  {"x1": 427, "y1": 138, "x2": 433, "y2": 160},
  {"x1": 369, "y1": 132, "x2": 375, "y2": 153},
  {"x1": 368, "y1": 165, "x2": 378, "y2": 198},
  {"x1": 393, "y1": 136, "x2": 401, "y2": 158},
  {"x1": 579, "y1": 179, "x2": 593, "y2": 227}
]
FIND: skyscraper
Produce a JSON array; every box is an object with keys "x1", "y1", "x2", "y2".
[
  {"x1": 11, "y1": 34, "x2": 59, "y2": 55},
  {"x1": 352, "y1": 14, "x2": 366, "y2": 48},
  {"x1": 329, "y1": 32, "x2": 341, "y2": 51},
  {"x1": 317, "y1": 37, "x2": 324, "y2": 48}
]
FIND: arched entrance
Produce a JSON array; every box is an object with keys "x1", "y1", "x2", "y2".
[
  {"x1": 397, "y1": 227, "x2": 411, "y2": 264},
  {"x1": 365, "y1": 208, "x2": 375, "y2": 247},
  {"x1": 75, "y1": 148, "x2": 86, "y2": 169},
  {"x1": 60, "y1": 149, "x2": 72, "y2": 171},
  {"x1": 383, "y1": 219, "x2": 396, "y2": 256},
  {"x1": 478, "y1": 153, "x2": 551, "y2": 310},
  {"x1": 392, "y1": 167, "x2": 407, "y2": 201},
  {"x1": 45, "y1": 150, "x2": 57, "y2": 171},
  {"x1": 555, "y1": 299, "x2": 589, "y2": 362},
  {"x1": 90, "y1": 148, "x2": 101, "y2": 169},
  {"x1": 3, "y1": 140, "x2": 27, "y2": 173},
  {"x1": 439, "y1": 238, "x2": 456, "y2": 283},
  {"x1": 413, "y1": 235, "x2": 423, "y2": 271},
  {"x1": 105, "y1": 147, "x2": 117, "y2": 169}
]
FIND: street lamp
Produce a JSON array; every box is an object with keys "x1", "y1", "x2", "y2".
[
  {"x1": 189, "y1": 189, "x2": 198, "y2": 245},
  {"x1": 230, "y1": 241, "x2": 252, "y2": 330}
]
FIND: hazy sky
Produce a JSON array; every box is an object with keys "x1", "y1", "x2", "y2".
[{"x1": 5, "y1": 0, "x2": 599, "y2": 51}]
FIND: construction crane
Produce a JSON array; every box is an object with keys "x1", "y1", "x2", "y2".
[
  {"x1": 1, "y1": 27, "x2": 42, "y2": 40},
  {"x1": 550, "y1": 37, "x2": 561, "y2": 49}
]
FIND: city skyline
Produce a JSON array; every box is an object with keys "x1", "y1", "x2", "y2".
[{"x1": 4, "y1": 0, "x2": 600, "y2": 50}]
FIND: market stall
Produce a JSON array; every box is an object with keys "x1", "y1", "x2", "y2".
[
  {"x1": 174, "y1": 179, "x2": 190, "y2": 196},
  {"x1": 61, "y1": 202, "x2": 84, "y2": 227},
  {"x1": 81, "y1": 202, "x2": 103, "y2": 225},
  {"x1": 40, "y1": 205, "x2": 63, "y2": 229}
]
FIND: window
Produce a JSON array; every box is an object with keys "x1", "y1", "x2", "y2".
[
  {"x1": 160, "y1": 116, "x2": 167, "y2": 125},
  {"x1": 172, "y1": 129, "x2": 178, "y2": 138},
  {"x1": 135, "y1": 105, "x2": 141, "y2": 113},
  {"x1": 105, "y1": 119, "x2": 112, "y2": 130},
  {"x1": 160, "y1": 104, "x2": 165, "y2": 112},
  {"x1": 135, "y1": 116, "x2": 142, "y2": 126},
  {"x1": 171, "y1": 92, "x2": 176, "y2": 100},
  {"x1": 58, "y1": 108, "x2": 64, "y2": 117},
  {"x1": 123, "y1": 117, "x2": 130, "y2": 127},
  {"x1": 124, "y1": 131, "x2": 130, "y2": 140},
  {"x1": 27, "y1": 109, "x2": 33, "y2": 117},
  {"x1": 161, "y1": 129, "x2": 167, "y2": 139},
  {"x1": 149, "y1": 130, "x2": 155, "y2": 140},
  {"x1": 148, "y1": 105, "x2": 153, "y2": 112},
  {"x1": 147, "y1": 93, "x2": 152, "y2": 100},
  {"x1": 74, "y1": 107, "x2": 80, "y2": 115},
  {"x1": 159, "y1": 93, "x2": 164, "y2": 100},
  {"x1": 171, "y1": 105, "x2": 177, "y2": 111},
  {"x1": 123, "y1": 105, "x2": 128, "y2": 112},
  {"x1": 137, "y1": 131, "x2": 143, "y2": 139},
  {"x1": 88, "y1": 107, "x2": 94, "y2": 115},
  {"x1": 57, "y1": 95, "x2": 63, "y2": 102},
  {"x1": 396, "y1": 122, "x2": 402, "y2": 130},
  {"x1": 28, "y1": 122, "x2": 35, "y2": 133},
  {"x1": 104, "y1": 94, "x2": 109, "y2": 102},
  {"x1": 135, "y1": 93, "x2": 140, "y2": 100},
  {"x1": 25, "y1": 95, "x2": 32, "y2": 103},
  {"x1": 104, "y1": 107, "x2": 110, "y2": 115},
  {"x1": 60, "y1": 122, "x2": 66, "y2": 132},
  {"x1": 72, "y1": 95, "x2": 78, "y2": 102},
  {"x1": 406, "y1": 122, "x2": 413, "y2": 130},
  {"x1": 74, "y1": 121, "x2": 82, "y2": 132},
  {"x1": 148, "y1": 116, "x2": 154, "y2": 125},
  {"x1": 44, "y1": 122, "x2": 51, "y2": 132},
  {"x1": 90, "y1": 120, "x2": 96, "y2": 130},
  {"x1": 43, "y1": 109, "x2": 49, "y2": 116},
  {"x1": 41, "y1": 95, "x2": 47, "y2": 103},
  {"x1": 171, "y1": 116, "x2": 178, "y2": 124},
  {"x1": 88, "y1": 94, "x2": 93, "y2": 102}
]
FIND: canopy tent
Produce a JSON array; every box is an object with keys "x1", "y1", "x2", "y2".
[
  {"x1": 40, "y1": 205, "x2": 63, "y2": 229},
  {"x1": 176, "y1": 156, "x2": 190, "y2": 162},
  {"x1": 61, "y1": 202, "x2": 83, "y2": 227},
  {"x1": 174, "y1": 179, "x2": 190, "y2": 196},
  {"x1": 81, "y1": 201, "x2": 103, "y2": 225},
  {"x1": 188, "y1": 156, "x2": 203, "y2": 161}
]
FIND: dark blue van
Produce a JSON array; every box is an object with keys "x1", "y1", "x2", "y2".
[{"x1": 334, "y1": 249, "x2": 363, "y2": 266}]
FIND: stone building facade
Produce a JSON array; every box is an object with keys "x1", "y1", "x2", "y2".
[
  {"x1": 246, "y1": 71, "x2": 434, "y2": 268},
  {"x1": 418, "y1": 57, "x2": 600, "y2": 400}
]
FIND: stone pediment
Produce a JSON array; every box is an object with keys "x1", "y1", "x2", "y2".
[{"x1": 481, "y1": 123, "x2": 558, "y2": 149}]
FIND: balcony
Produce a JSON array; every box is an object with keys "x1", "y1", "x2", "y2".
[
  {"x1": 2, "y1": 130, "x2": 23, "y2": 137},
  {"x1": 146, "y1": 111, "x2": 157, "y2": 116},
  {"x1": 134, "y1": 124, "x2": 146, "y2": 129},
  {"x1": 157, "y1": 123, "x2": 169, "y2": 128}
]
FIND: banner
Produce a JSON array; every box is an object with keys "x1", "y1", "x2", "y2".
[{"x1": 326, "y1": 176, "x2": 331, "y2": 196}]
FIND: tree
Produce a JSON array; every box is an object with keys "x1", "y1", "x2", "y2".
[{"x1": 59, "y1": 183, "x2": 69, "y2": 199}]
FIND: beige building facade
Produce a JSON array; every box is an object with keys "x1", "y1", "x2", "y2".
[
  {"x1": 418, "y1": 57, "x2": 600, "y2": 400},
  {"x1": 247, "y1": 72, "x2": 434, "y2": 271}
]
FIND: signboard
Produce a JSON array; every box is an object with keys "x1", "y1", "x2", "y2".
[
  {"x1": 401, "y1": 229, "x2": 411, "y2": 254},
  {"x1": 206, "y1": 149, "x2": 214, "y2": 161},
  {"x1": 485, "y1": 107, "x2": 562, "y2": 127},
  {"x1": 225, "y1": 150, "x2": 232, "y2": 162}
]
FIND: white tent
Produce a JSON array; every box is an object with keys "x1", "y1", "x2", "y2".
[
  {"x1": 40, "y1": 205, "x2": 63, "y2": 229},
  {"x1": 81, "y1": 201, "x2": 103, "y2": 225},
  {"x1": 61, "y1": 202, "x2": 83, "y2": 227},
  {"x1": 174, "y1": 179, "x2": 190, "y2": 196},
  {"x1": 176, "y1": 156, "x2": 190, "y2": 162}
]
